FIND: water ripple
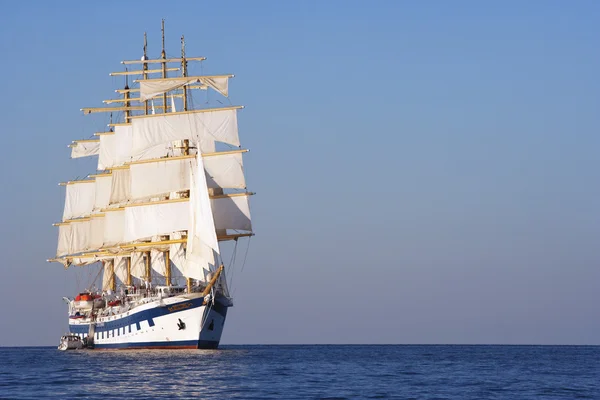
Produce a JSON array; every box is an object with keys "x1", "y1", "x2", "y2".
[{"x1": 0, "y1": 345, "x2": 598, "y2": 399}]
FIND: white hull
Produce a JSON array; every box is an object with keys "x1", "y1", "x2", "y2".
[{"x1": 68, "y1": 293, "x2": 229, "y2": 349}]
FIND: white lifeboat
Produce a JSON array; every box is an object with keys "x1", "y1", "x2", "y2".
[{"x1": 73, "y1": 293, "x2": 95, "y2": 310}]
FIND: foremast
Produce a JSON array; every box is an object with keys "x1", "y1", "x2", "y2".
[{"x1": 50, "y1": 22, "x2": 254, "y2": 295}]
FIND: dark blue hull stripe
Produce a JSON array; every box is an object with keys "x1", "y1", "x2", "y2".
[{"x1": 94, "y1": 339, "x2": 220, "y2": 349}]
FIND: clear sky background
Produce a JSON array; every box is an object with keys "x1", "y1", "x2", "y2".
[{"x1": 0, "y1": 1, "x2": 598, "y2": 346}]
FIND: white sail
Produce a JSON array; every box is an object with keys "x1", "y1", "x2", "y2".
[
  {"x1": 93, "y1": 175, "x2": 112, "y2": 212},
  {"x1": 98, "y1": 126, "x2": 171, "y2": 170},
  {"x1": 169, "y1": 240, "x2": 186, "y2": 277},
  {"x1": 140, "y1": 78, "x2": 199, "y2": 101},
  {"x1": 187, "y1": 239, "x2": 215, "y2": 280},
  {"x1": 70, "y1": 257, "x2": 103, "y2": 267},
  {"x1": 89, "y1": 215, "x2": 105, "y2": 250},
  {"x1": 70, "y1": 220, "x2": 91, "y2": 254},
  {"x1": 56, "y1": 225, "x2": 71, "y2": 257},
  {"x1": 202, "y1": 76, "x2": 229, "y2": 97},
  {"x1": 131, "y1": 108, "x2": 240, "y2": 157},
  {"x1": 150, "y1": 249, "x2": 166, "y2": 276},
  {"x1": 170, "y1": 238, "x2": 215, "y2": 281},
  {"x1": 71, "y1": 140, "x2": 100, "y2": 158},
  {"x1": 103, "y1": 210, "x2": 125, "y2": 246},
  {"x1": 119, "y1": 194, "x2": 252, "y2": 244},
  {"x1": 134, "y1": 143, "x2": 173, "y2": 162},
  {"x1": 129, "y1": 152, "x2": 245, "y2": 200},
  {"x1": 130, "y1": 252, "x2": 146, "y2": 280},
  {"x1": 123, "y1": 200, "x2": 190, "y2": 243},
  {"x1": 179, "y1": 152, "x2": 220, "y2": 280},
  {"x1": 99, "y1": 126, "x2": 136, "y2": 169},
  {"x1": 213, "y1": 195, "x2": 252, "y2": 232},
  {"x1": 98, "y1": 132, "x2": 119, "y2": 170},
  {"x1": 204, "y1": 152, "x2": 246, "y2": 189},
  {"x1": 114, "y1": 256, "x2": 128, "y2": 284},
  {"x1": 139, "y1": 76, "x2": 229, "y2": 101},
  {"x1": 169, "y1": 233, "x2": 213, "y2": 282},
  {"x1": 63, "y1": 181, "x2": 95, "y2": 221},
  {"x1": 130, "y1": 158, "x2": 192, "y2": 201},
  {"x1": 114, "y1": 125, "x2": 134, "y2": 166},
  {"x1": 109, "y1": 169, "x2": 131, "y2": 205},
  {"x1": 58, "y1": 193, "x2": 250, "y2": 256},
  {"x1": 102, "y1": 259, "x2": 114, "y2": 290},
  {"x1": 89, "y1": 193, "x2": 250, "y2": 249},
  {"x1": 189, "y1": 152, "x2": 219, "y2": 253}
]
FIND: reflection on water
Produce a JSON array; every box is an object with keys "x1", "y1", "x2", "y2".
[
  {"x1": 52, "y1": 348, "x2": 255, "y2": 398},
  {"x1": 1, "y1": 345, "x2": 599, "y2": 399}
]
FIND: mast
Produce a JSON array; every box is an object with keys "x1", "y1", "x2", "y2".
[
  {"x1": 110, "y1": 260, "x2": 116, "y2": 291},
  {"x1": 126, "y1": 257, "x2": 132, "y2": 286},
  {"x1": 161, "y1": 19, "x2": 167, "y2": 113},
  {"x1": 181, "y1": 35, "x2": 191, "y2": 156},
  {"x1": 181, "y1": 35, "x2": 188, "y2": 111},
  {"x1": 164, "y1": 246, "x2": 171, "y2": 287},
  {"x1": 144, "y1": 251, "x2": 151, "y2": 285},
  {"x1": 143, "y1": 30, "x2": 153, "y2": 287},
  {"x1": 104, "y1": 260, "x2": 116, "y2": 292},
  {"x1": 124, "y1": 70, "x2": 130, "y2": 121},
  {"x1": 181, "y1": 34, "x2": 192, "y2": 293},
  {"x1": 143, "y1": 32, "x2": 149, "y2": 115},
  {"x1": 159, "y1": 20, "x2": 173, "y2": 287}
]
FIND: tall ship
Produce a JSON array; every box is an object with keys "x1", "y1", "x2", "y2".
[{"x1": 49, "y1": 22, "x2": 253, "y2": 350}]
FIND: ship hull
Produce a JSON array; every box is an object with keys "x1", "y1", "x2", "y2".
[{"x1": 68, "y1": 294, "x2": 228, "y2": 350}]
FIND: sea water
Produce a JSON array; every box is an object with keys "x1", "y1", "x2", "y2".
[{"x1": 0, "y1": 345, "x2": 598, "y2": 399}]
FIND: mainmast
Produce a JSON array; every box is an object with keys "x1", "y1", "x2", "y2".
[
  {"x1": 143, "y1": 31, "x2": 152, "y2": 287},
  {"x1": 161, "y1": 19, "x2": 172, "y2": 287},
  {"x1": 181, "y1": 34, "x2": 193, "y2": 293}
]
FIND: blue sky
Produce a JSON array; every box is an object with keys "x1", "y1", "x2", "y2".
[{"x1": 0, "y1": 0, "x2": 599, "y2": 345}]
